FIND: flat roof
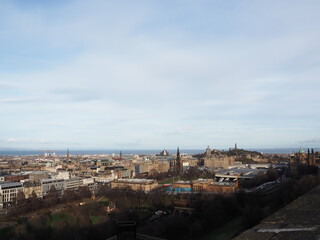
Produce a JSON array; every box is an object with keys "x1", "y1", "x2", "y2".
[
  {"x1": 114, "y1": 179, "x2": 156, "y2": 184},
  {"x1": 41, "y1": 178, "x2": 64, "y2": 183},
  {"x1": 0, "y1": 181, "x2": 23, "y2": 188},
  {"x1": 216, "y1": 168, "x2": 266, "y2": 178}
]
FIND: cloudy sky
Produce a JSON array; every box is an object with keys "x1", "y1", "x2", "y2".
[{"x1": 0, "y1": 0, "x2": 320, "y2": 150}]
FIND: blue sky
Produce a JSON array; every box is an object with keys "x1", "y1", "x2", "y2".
[{"x1": 0, "y1": 0, "x2": 320, "y2": 150}]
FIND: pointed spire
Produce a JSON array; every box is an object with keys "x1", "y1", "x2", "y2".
[
  {"x1": 67, "y1": 148, "x2": 70, "y2": 162},
  {"x1": 176, "y1": 147, "x2": 182, "y2": 174}
]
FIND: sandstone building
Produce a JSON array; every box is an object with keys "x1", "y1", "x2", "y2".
[
  {"x1": 204, "y1": 146, "x2": 235, "y2": 169},
  {"x1": 111, "y1": 179, "x2": 158, "y2": 192}
]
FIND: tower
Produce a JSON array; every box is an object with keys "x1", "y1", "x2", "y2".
[
  {"x1": 176, "y1": 147, "x2": 182, "y2": 174},
  {"x1": 66, "y1": 148, "x2": 70, "y2": 162},
  {"x1": 205, "y1": 146, "x2": 211, "y2": 157}
]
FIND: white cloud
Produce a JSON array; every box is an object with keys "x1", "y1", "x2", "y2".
[{"x1": 0, "y1": 1, "x2": 320, "y2": 149}]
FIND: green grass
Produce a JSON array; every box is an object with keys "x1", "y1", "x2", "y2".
[
  {"x1": 51, "y1": 213, "x2": 69, "y2": 223},
  {"x1": 159, "y1": 178, "x2": 180, "y2": 184},
  {"x1": 96, "y1": 196, "x2": 110, "y2": 206},
  {"x1": 48, "y1": 212, "x2": 77, "y2": 228},
  {"x1": 201, "y1": 217, "x2": 245, "y2": 240},
  {"x1": 90, "y1": 216, "x2": 101, "y2": 224}
]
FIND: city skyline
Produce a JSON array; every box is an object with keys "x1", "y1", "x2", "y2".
[{"x1": 1, "y1": 0, "x2": 320, "y2": 149}]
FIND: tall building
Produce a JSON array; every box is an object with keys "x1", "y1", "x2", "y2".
[
  {"x1": 170, "y1": 147, "x2": 183, "y2": 174},
  {"x1": 176, "y1": 147, "x2": 182, "y2": 174},
  {"x1": 66, "y1": 148, "x2": 70, "y2": 162},
  {"x1": 205, "y1": 146, "x2": 211, "y2": 157},
  {"x1": 204, "y1": 146, "x2": 235, "y2": 169}
]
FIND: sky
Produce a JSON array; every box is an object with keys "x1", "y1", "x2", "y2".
[{"x1": 0, "y1": 0, "x2": 320, "y2": 150}]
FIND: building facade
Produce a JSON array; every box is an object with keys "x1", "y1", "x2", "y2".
[
  {"x1": 41, "y1": 179, "x2": 64, "y2": 197},
  {"x1": 0, "y1": 182, "x2": 23, "y2": 208},
  {"x1": 204, "y1": 146, "x2": 235, "y2": 169},
  {"x1": 111, "y1": 179, "x2": 158, "y2": 192}
]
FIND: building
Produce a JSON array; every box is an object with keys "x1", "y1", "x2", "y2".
[
  {"x1": 204, "y1": 146, "x2": 235, "y2": 169},
  {"x1": 96, "y1": 159, "x2": 113, "y2": 167},
  {"x1": 0, "y1": 181, "x2": 23, "y2": 208},
  {"x1": 170, "y1": 181, "x2": 192, "y2": 193},
  {"x1": 41, "y1": 179, "x2": 64, "y2": 197},
  {"x1": 83, "y1": 177, "x2": 97, "y2": 192},
  {"x1": 111, "y1": 179, "x2": 158, "y2": 192},
  {"x1": 134, "y1": 163, "x2": 149, "y2": 175},
  {"x1": 23, "y1": 181, "x2": 42, "y2": 198},
  {"x1": 28, "y1": 171, "x2": 49, "y2": 182},
  {"x1": 64, "y1": 177, "x2": 83, "y2": 191},
  {"x1": 169, "y1": 178, "x2": 238, "y2": 194},
  {"x1": 170, "y1": 147, "x2": 183, "y2": 174},
  {"x1": 290, "y1": 148, "x2": 318, "y2": 166},
  {"x1": 159, "y1": 149, "x2": 169, "y2": 156},
  {"x1": 157, "y1": 161, "x2": 170, "y2": 173},
  {"x1": 0, "y1": 174, "x2": 29, "y2": 182}
]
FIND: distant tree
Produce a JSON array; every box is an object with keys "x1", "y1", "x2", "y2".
[
  {"x1": 78, "y1": 186, "x2": 92, "y2": 199},
  {"x1": 62, "y1": 189, "x2": 77, "y2": 203},
  {"x1": 45, "y1": 185, "x2": 59, "y2": 207},
  {"x1": 10, "y1": 191, "x2": 26, "y2": 216},
  {"x1": 28, "y1": 190, "x2": 41, "y2": 213},
  {"x1": 16, "y1": 191, "x2": 26, "y2": 204}
]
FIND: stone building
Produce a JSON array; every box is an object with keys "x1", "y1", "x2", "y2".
[
  {"x1": 23, "y1": 181, "x2": 42, "y2": 198},
  {"x1": 0, "y1": 174, "x2": 29, "y2": 182},
  {"x1": 204, "y1": 146, "x2": 235, "y2": 169},
  {"x1": 290, "y1": 148, "x2": 318, "y2": 166},
  {"x1": 28, "y1": 171, "x2": 49, "y2": 182},
  {"x1": 111, "y1": 179, "x2": 158, "y2": 192},
  {"x1": 170, "y1": 147, "x2": 183, "y2": 174},
  {"x1": 0, "y1": 181, "x2": 23, "y2": 208},
  {"x1": 170, "y1": 178, "x2": 238, "y2": 193},
  {"x1": 159, "y1": 149, "x2": 169, "y2": 156},
  {"x1": 64, "y1": 177, "x2": 83, "y2": 191},
  {"x1": 41, "y1": 178, "x2": 64, "y2": 197},
  {"x1": 157, "y1": 161, "x2": 170, "y2": 173}
]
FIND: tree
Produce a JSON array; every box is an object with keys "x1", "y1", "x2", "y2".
[
  {"x1": 11, "y1": 191, "x2": 26, "y2": 216},
  {"x1": 78, "y1": 186, "x2": 92, "y2": 199},
  {"x1": 28, "y1": 190, "x2": 41, "y2": 213},
  {"x1": 62, "y1": 189, "x2": 77, "y2": 203},
  {"x1": 45, "y1": 185, "x2": 59, "y2": 207}
]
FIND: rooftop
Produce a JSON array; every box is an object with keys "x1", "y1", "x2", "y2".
[
  {"x1": 0, "y1": 181, "x2": 23, "y2": 188},
  {"x1": 114, "y1": 179, "x2": 156, "y2": 184}
]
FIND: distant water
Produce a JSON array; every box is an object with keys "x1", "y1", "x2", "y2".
[
  {"x1": 0, "y1": 149, "x2": 202, "y2": 156},
  {"x1": 0, "y1": 148, "x2": 318, "y2": 156}
]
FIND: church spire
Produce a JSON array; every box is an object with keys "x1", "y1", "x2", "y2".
[
  {"x1": 176, "y1": 147, "x2": 182, "y2": 174},
  {"x1": 67, "y1": 148, "x2": 70, "y2": 162}
]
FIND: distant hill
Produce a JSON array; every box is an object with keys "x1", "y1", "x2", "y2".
[{"x1": 193, "y1": 148, "x2": 262, "y2": 158}]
